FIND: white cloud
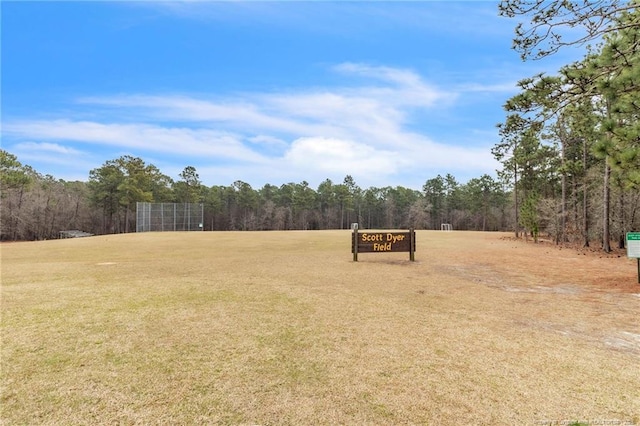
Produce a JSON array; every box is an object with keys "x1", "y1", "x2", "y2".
[
  {"x1": 4, "y1": 120, "x2": 267, "y2": 164},
  {"x1": 77, "y1": 94, "x2": 329, "y2": 136},
  {"x1": 3, "y1": 63, "x2": 504, "y2": 187},
  {"x1": 78, "y1": 62, "x2": 454, "y2": 133},
  {"x1": 285, "y1": 136, "x2": 400, "y2": 175},
  {"x1": 247, "y1": 135, "x2": 288, "y2": 149},
  {"x1": 333, "y1": 62, "x2": 454, "y2": 108},
  {"x1": 10, "y1": 142, "x2": 96, "y2": 180},
  {"x1": 13, "y1": 141, "x2": 84, "y2": 156}
]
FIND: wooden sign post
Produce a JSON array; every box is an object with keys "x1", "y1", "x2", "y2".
[{"x1": 352, "y1": 228, "x2": 416, "y2": 262}]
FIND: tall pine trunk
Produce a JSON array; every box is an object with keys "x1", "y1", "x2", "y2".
[
  {"x1": 514, "y1": 163, "x2": 519, "y2": 238},
  {"x1": 560, "y1": 166, "x2": 567, "y2": 244},
  {"x1": 602, "y1": 160, "x2": 611, "y2": 253},
  {"x1": 582, "y1": 138, "x2": 590, "y2": 247},
  {"x1": 618, "y1": 190, "x2": 625, "y2": 249}
]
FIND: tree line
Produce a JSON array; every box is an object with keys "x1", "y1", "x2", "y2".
[
  {"x1": 0, "y1": 150, "x2": 510, "y2": 239},
  {"x1": 496, "y1": 0, "x2": 640, "y2": 251}
]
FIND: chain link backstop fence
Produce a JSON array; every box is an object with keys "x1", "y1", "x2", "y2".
[{"x1": 136, "y1": 203, "x2": 204, "y2": 232}]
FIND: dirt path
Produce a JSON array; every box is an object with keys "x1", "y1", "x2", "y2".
[{"x1": 440, "y1": 233, "x2": 640, "y2": 358}]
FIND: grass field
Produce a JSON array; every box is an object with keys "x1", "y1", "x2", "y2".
[{"x1": 1, "y1": 230, "x2": 639, "y2": 425}]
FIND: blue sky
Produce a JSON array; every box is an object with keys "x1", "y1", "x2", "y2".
[{"x1": 1, "y1": 1, "x2": 586, "y2": 190}]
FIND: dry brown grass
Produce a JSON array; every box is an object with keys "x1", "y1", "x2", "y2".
[{"x1": 1, "y1": 230, "x2": 639, "y2": 425}]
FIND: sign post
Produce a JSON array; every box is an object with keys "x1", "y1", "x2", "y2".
[
  {"x1": 627, "y1": 232, "x2": 640, "y2": 284},
  {"x1": 351, "y1": 229, "x2": 416, "y2": 262},
  {"x1": 352, "y1": 223, "x2": 359, "y2": 262}
]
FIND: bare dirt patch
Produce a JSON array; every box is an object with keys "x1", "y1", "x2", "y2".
[{"x1": 1, "y1": 231, "x2": 639, "y2": 425}]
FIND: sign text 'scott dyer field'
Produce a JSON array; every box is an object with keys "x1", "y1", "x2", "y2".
[
  {"x1": 356, "y1": 232, "x2": 412, "y2": 252},
  {"x1": 352, "y1": 229, "x2": 416, "y2": 261}
]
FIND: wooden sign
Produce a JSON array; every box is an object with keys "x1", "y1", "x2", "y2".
[{"x1": 352, "y1": 229, "x2": 416, "y2": 261}]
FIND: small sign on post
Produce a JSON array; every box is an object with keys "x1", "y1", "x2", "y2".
[
  {"x1": 352, "y1": 229, "x2": 416, "y2": 262},
  {"x1": 627, "y1": 232, "x2": 640, "y2": 284}
]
